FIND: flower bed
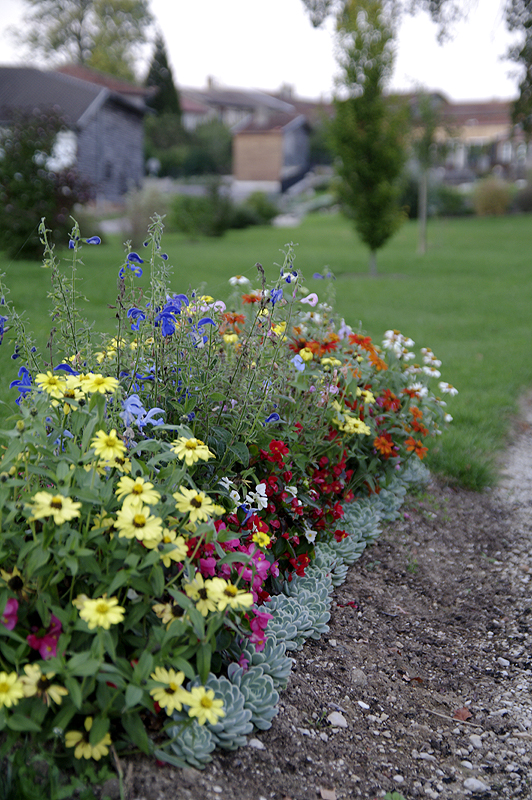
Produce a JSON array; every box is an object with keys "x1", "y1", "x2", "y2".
[{"x1": 0, "y1": 217, "x2": 456, "y2": 785}]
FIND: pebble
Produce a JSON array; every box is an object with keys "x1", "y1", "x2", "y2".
[
  {"x1": 463, "y1": 777, "x2": 490, "y2": 793},
  {"x1": 498, "y1": 657, "x2": 510, "y2": 667},
  {"x1": 460, "y1": 760, "x2": 473, "y2": 769},
  {"x1": 469, "y1": 734, "x2": 483, "y2": 749},
  {"x1": 327, "y1": 711, "x2": 348, "y2": 728},
  {"x1": 419, "y1": 752, "x2": 437, "y2": 762},
  {"x1": 393, "y1": 775, "x2": 405, "y2": 783},
  {"x1": 248, "y1": 738, "x2": 265, "y2": 750},
  {"x1": 351, "y1": 668, "x2": 368, "y2": 686},
  {"x1": 357, "y1": 700, "x2": 370, "y2": 709},
  {"x1": 212, "y1": 788, "x2": 223, "y2": 795}
]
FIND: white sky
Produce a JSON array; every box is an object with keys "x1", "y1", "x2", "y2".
[{"x1": 0, "y1": 0, "x2": 522, "y2": 102}]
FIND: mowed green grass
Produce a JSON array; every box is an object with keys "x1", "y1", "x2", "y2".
[{"x1": 1, "y1": 211, "x2": 531, "y2": 489}]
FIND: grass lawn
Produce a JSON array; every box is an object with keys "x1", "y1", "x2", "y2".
[{"x1": 1, "y1": 211, "x2": 531, "y2": 489}]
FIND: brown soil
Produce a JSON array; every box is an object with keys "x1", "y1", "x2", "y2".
[{"x1": 121, "y1": 479, "x2": 532, "y2": 800}]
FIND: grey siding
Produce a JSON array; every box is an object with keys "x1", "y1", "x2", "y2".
[{"x1": 77, "y1": 100, "x2": 144, "y2": 203}]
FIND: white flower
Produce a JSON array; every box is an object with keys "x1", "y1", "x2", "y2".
[
  {"x1": 229, "y1": 275, "x2": 250, "y2": 286},
  {"x1": 423, "y1": 366, "x2": 441, "y2": 378},
  {"x1": 408, "y1": 382, "x2": 429, "y2": 397},
  {"x1": 219, "y1": 477, "x2": 235, "y2": 490},
  {"x1": 438, "y1": 381, "x2": 458, "y2": 396},
  {"x1": 245, "y1": 482, "x2": 268, "y2": 510},
  {"x1": 284, "y1": 485, "x2": 298, "y2": 498},
  {"x1": 302, "y1": 524, "x2": 317, "y2": 543},
  {"x1": 444, "y1": 413, "x2": 453, "y2": 423},
  {"x1": 229, "y1": 490, "x2": 241, "y2": 504}
]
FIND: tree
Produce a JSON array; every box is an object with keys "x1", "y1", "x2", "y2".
[
  {"x1": 409, "y1": 91, "x2": 443, "y2": 254},
  {"x1": 330, "y1": 0, "x2": 408, "y2": 276},
  {"x1": 302, "y1": 0, "x2": 466, "y2": 36},
  {"x1": 0, "y1": 109, "x2": 93, "y2": 259},
  {"x1": 12, "y1": 0, "x2": 152, "y2": 82},
  {"x1": 145, "y1": 34, "x2": 181, "y2": 118},
  {"x1": 507, "y1": 0, "x2": 532, "y2": 135}
]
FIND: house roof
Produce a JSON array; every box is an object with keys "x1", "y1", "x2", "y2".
[
  {"x1": 233, "y1": 111, "x2": 308, "y2": 134},
  {"x1": 440, "y1": 100, "x2": 513, "y2": 127},
  {"x1": 55, "y1": 64, "x2": 152, "y2": 101},
  {"x1": 181, "y1": 84, "x2": 294, "y2": 114},
  {"x1": 0, "y1": 66, "x2": 146, "y2": 127}
]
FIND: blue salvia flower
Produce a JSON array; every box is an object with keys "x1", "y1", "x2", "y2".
[
  {"x1": 9, "y1": 366, "x2": 32, "y2": 403},
  {"x1": 155, "y1": 311, "x2": 177, "y2": 337},
  {"x1": 291, "y1": 354, "x2": 305, "y2": 372},
  {"x1": 127, "y1": 253, "x2": 144, "y2": 265},
  {"x1": 270, "y1": 288, "x2": 283, "y2": 306},
  {"x1": 264, "y1": 412, "x2": 281, "y2": 424},
  {"x1": 127, "y1": 307, "x2": 146, "y2": 331},
  {"x1": 55, "y1": 363, "x2": 80, "y2": 375},
  {"x1": 0, "y1": 314, "x2": 8, "y2": 345},
  {"x1": 85, "y1": 236, "x2": 101, "y2": 245}
]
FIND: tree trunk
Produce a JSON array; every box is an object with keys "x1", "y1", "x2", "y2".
[
  {"x1": 418, "y1": 169, "x2": 428, "y2": 255},
  {"x1": 369, "y1": 249, "x2": 378, "y2": 278}
]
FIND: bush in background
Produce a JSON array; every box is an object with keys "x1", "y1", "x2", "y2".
[
  {"x1": 125, "y1": 185, "x2": 170, "y2": 247},
  {"x1": 0, "y1": 108, "x2": 93, "y2": 258},
  {"x1": 473, "y1": 176, "x2": 512, "y2": 216}
]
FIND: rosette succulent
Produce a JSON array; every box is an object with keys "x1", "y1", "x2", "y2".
[{"x1": 227, "y1": 663, "x2": 279, "y2": 730}]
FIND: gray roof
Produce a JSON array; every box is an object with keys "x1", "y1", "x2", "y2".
[
  {"x1": 181, "y1": 85, "x2": 295, "y2": 114},
  {"x1": 0, "y1": 67, "x2": 145, "y2": 127}
]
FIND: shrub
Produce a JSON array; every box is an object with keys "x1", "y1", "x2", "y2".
[
  {"x1": 512, "y1": 180, "x2": 532, "y2": 213},
  {"x1": 124, "y1": 186, "x2": 170, "y2": 247},
  {"x1": 0, "y1": 109, "x2": 93, "y2": 258},
  {"x1": 473, "y1": 176, "x2": 511, "y2": 216},
  {"x1": 171, "y1": 179, "x2": 233, "y2": 237}
]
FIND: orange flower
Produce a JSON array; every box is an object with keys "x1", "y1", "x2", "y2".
[
  {"x1": 374, "y1": 434, "x2": 397, "y2": 459},
  {"x1": 405, "y1": 437, "x2": 428, "y2": 460}
]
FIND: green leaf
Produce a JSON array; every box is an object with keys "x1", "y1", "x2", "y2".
[
  {"x1": 66, "y1": 653, "x2": 102, "y2": 677},
  {"x1": 196, "y1": 641, "x2": 211, "y2": 684},
  {"x1": 88, "y1": 714, "x2": 109, "y2": 747},
  {"x1": 122, "y1": 712, "x2": 152, "y2": 755},
  {"x1": 228, "y1": 442, "x2": 249, "y2": 467},
  {"x1": 124, "y1": 684, "x2": 144, "y2": 709},
  {"x1": 153, "y1": 748, "x2": 187, "y2": 768},
  {"x1": 133, "y1": 650, "x2": 154, "y2": 682},
  {"x1": 107, "y1": 569, "x2": 132, "y2": 596},
  {"x1": 150, "y1": 565, "x2": 165, "y2": 596},
  {"x1": 64, "y1": 676, "x2": 83, "y2": 709},
  {"x1": 5, "y1": 713, "x2": 42, "y2": 732}
]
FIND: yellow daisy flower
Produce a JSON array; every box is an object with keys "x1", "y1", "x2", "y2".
[
  {"x1": 173, "y1": 487, "x2": 219, "y2": 524},
  {"x1": 20, "y1": 664, "x2": 68, "y2": 706},
  {"x1": 186, "y1": 686, "x2": 225, "y2": 726},
  {"x1": 35, "y1": 371, "x2": 66, "y2": 399},
  {"x1": 83, "y1": 374, "x2": 120, "y2": 394},
  {"x1": 209, "y1": 577, "x2": 254, "y2": 611},
  {"x1": 149, "y1": 667, "x2": 190, "y2": 714},
  {"x1": 115, "y1": 475, "x2": 161, "y2": 506},
  {"x1": 79, "y1": 594, "x2": 125, "y2": 630},
  {"x1": 160, "y1": 531, "x2": 188, "y2": 567},
  {"x1": 27, "y1": 491, "x2": 81, "y2": 525},
  {"x1": 65, "y1": 717, "x2": 112, "y2": 760},
  {"x1": 114, "y1": 502, "x2": 163, "y2": 542},
  {"x1": 183, "y1": 572, "x2": 221, "y2": 616},
  {"x1": 90, "y1": 429, "x2": 127, "y2": 461},
  {"x1": 170, "y1": 437, "x2": 215, "y2": 467},
  {"x1": 0, "y1": 671, "x2": 25, "y2": 709}
]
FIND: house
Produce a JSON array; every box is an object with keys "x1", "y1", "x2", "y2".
[{"x1": 0, "y1": 66, "x2": 148, "y2": 203}]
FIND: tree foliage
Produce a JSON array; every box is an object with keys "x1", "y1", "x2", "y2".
[
  {"x1": 12, "y1": 0, "x2": 152, "y2": 82},
  {"x1": 0, "y1": 109, "x2": 93, "y2": 259},
  {"x1": 330, "y1": 0, "x2": 408, "y2": 274},
  {"x1": 507, "y1": 0, "x2": 532, "y2": 135},
  {"x1": 145, "y1": 34, "x2": 181, "y2": 117}
]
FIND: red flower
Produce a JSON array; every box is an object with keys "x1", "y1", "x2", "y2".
[{"x1": 405, "y1": 436, "x2": 429, "y2": 460}]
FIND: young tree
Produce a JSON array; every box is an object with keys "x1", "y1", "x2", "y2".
[
  {"x1": 330, "y1": 0, "x2": 408, "y2": 276},
  {"x1": 409, "y1": 91, "x2": 442, "y2": 254},
  {"x1": 145, "y1": 34, "x2": 181, "y2": 118},
  {"x1": 12, "y1": 0, "x2": 152, "y2": 82}
]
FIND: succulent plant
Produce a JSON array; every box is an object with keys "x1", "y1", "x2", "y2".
[
  {"x1": 371, "y1": 481, "x2": 407, "y2": 522},
  {"x1": 313, "y1": 542, "x2": 349, "y2": 587},
  {"x1": 238, "y1": 633, "x2": 295, "y2": 691},
  {"x1": 187, "y1": 674, "x2": 253, "y2": 750},
  {"x1": 167, "y1": 716, "x2": 216, "y2": 768},
  {"x1": 227, "y1": 663, "x2": 280, "y2": 730},
  {"x1": 329, "y1": 528, "x2": 367, "y2": 566},
  {"x1": 397, "y1": 457, "x2": 430, "y2": 489},
  {"x1": 266, "y1": 593, "x2": 318, "y2": 648},
  {"x1": 342, "y1": 498, "x2": 382, "y2": 542}
]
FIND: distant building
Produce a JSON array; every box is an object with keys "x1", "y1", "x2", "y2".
[{"x1": 0, "y1": 65, "x2": 149, "y2": 203}]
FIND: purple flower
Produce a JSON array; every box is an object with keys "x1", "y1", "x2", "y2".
[
  {"x1": 127, "y1": 252, "x2": 144, "y2": 264},
  {"x1": 264, "y1": 412, "x2": 281, "y2": 424},
  {"x1": 301, "y1": 293, "x2": 319, "y2": 307},
  {"x1": 85, "y1": 236, "x2": 101, "y2": 245},
  {"x1": 1, "y1": 598, "x2": 18, "y2": 631},
  {"x1": 155, "y1": 311, "x2": 177, "y2": 337}
]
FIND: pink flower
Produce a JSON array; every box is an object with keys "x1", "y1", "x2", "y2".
[
  {"x1": 238, "y1": 653, "x2": 250, "y2": 671},
  {"x1": 300, "y1": 293, "x2": 319, "y2": 307},
  {"x1": 27, "y1": 614, "x2": 62, "y2": 660},
  {"x1": 199, "y1": 556, "x2": 217, "y2": 577},
  {"x1": 1, "y1": 598, "x2": 18, "y2": 631}
]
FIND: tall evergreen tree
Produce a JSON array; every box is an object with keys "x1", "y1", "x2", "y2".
[
  {"x1": 330, "y1": 0, "x2": 408, "y2": 276},
  {"x1": 145, "y1": 34, "x2": 181, "y2": 118}
]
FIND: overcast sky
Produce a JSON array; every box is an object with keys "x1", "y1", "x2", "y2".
[{"x1": 0, "y1": 0, "x2": 521, "y2": 102}]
